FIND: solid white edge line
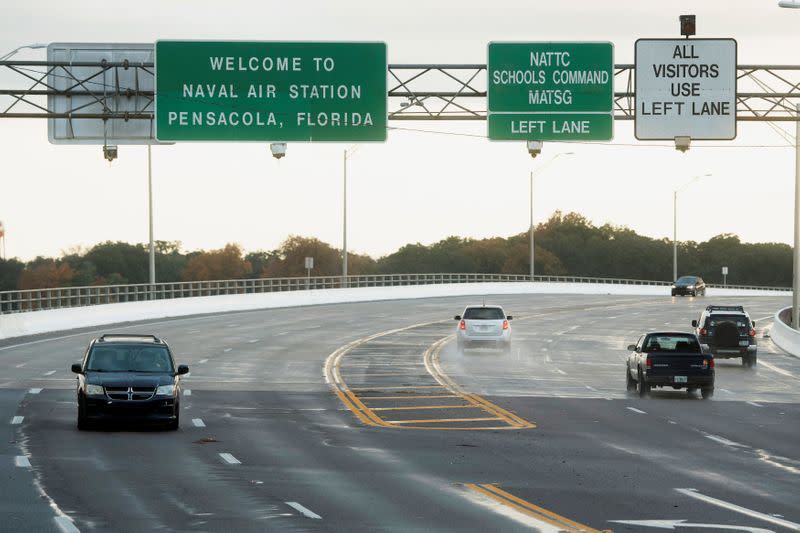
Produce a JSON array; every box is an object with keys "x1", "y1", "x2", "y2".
[
  {"x1": 191, "y1": 418, "x2": 205, "y2": 427},
  {"x1": 705, "y1": 435, "x2": 747, "y2": 448},
  {"x1": 43, "y1": 370, "x2": 56, "y2": 376},
  {"x1": 14, "y1": 455, "x2": 31, "y2": 467},
  {"x1": 53, "y1": 516, "x2": 81, "y2": 533},
  {"x1": 746, "y1": 401, "x2": 763, "y2": 407},
  {"x1": 219, "y1": 453, "x2": 241, "y2": 465},
  {"x1": 11, "y1": 416, "x2": 24, "y2": 424},
  {"x1": 286, "y1": 501, "x2": 322, "y2": 519},
  {"x1": 676, "y1": 488, "x2": 800, "y2": 531},
  {"x1": 626, "y1": 407, "x2": 647, "y2": 414},
  {"x1": 28, "y1": 388, "x2": 43, "y2": 394}
]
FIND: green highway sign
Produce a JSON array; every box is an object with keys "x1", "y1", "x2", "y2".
[
  {"x1": 487, "y1": 113, "x2": 614, "y2": 141},
  {"x1": 487, "y1": 42, "x2": 613, "y2": 141},
  {"x1": 155, "y1": 41, "x2": 387, "y2": 142}
]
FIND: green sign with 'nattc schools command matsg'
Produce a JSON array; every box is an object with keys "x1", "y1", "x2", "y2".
[
  {"x1": 487, "y1": 42, "x2": 614, "y2": 141},
  {"x1": 155, "y1": 41, "x2": 387, "y2": 142}
]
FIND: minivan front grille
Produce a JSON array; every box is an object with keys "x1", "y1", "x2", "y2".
[{"x1": 104, "y1": 386, "x2": 156, "y2": 401}]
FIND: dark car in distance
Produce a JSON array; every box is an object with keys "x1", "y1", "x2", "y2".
[
  {"x1": 71, "y1": 334, "x2": 188, "y2": 430},
  {"x1": 671, "y1": 275, "x2": 706, "y2": 297},
  {"x1": 626, "y1": 332, "x2": 714, "y2": 399}
]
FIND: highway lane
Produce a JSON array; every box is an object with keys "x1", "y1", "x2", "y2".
[{"x1": 2, "y1": 293, "x2": 799, "y2": 532}]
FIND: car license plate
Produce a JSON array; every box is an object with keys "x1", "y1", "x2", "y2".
[
  {"x1": 674, "y1": 376, "x2": 688, "y2": 383},
  {"x1": 739, "y1": 340, "x2": 750, "y2": 346}
]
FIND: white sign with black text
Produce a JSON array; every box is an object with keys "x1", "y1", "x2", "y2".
[{"x1": 635, "y1": 39, "x2": 737, "y2": 140}]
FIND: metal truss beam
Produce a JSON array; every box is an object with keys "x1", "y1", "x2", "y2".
[{"x1": 1, "y1": 60, "x2": 798, "y2": 125}]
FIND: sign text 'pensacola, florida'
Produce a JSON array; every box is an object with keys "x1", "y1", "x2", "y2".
[{"x1": 155, "y1": 41, "x2": 387, "y2": 142}]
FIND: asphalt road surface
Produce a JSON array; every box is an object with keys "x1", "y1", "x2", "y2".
[{"x1": 2, "y1": 293, "x2": 799, "y2": 532}]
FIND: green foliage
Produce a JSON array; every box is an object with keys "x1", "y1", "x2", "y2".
[{"x1": 0, "y1": 258, "x2": 24, "y2": 291}]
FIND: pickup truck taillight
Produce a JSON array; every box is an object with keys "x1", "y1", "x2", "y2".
[
  {"x1": 704, "y1": 358, "x2": 715, "y2": 369},
  {"x1": 502, "y1": 320, "x2": 509, "y2": 330},
  {"x1": 699, "y1": 328, "x2": 708, "y2": 335},
  {"x1": 459, "y1": 320, "x2": 466, "y2": 330},
  {"x1": 645, "y1": 356, "x2": 652, "y2": 369},
  {"x1": 749, "y1": 328, "x2": 756, "y2": 337}
]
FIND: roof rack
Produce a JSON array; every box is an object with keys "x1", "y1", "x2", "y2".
[
  {"x1": 98, "y1": 334, "x2": 162, "y2": 343},
  {"x1": 705, "y1": 305, "x2": 745, "y2": 313}
]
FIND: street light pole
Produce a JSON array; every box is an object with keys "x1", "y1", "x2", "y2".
[
  {"x1": 793, "y1": 103, "x2": 800, "y2": 328},
  {"x1": 148, "y1": 145, "x2": 156, "y2": 294},
  {"x1": 342, "y1": 149, "x2": 348, "y2": 288},
  {"x1": 529, "y1": 152, "x2": 573, "y2": 280},
  {"x1": 672, "y1": 173, "x2": 711, "y2": 282}
]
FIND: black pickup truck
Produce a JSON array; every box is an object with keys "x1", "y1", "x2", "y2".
[{"x1": 626, "y1": 332, "x2": 715, "y2": 399}]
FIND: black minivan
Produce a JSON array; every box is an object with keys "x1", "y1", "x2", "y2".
[
  {"x1": 671, "y1": 275, "x2": 706, "y2": 297},
  {"x1": 71, "y1": 334, "x2": 188, "y2": 430}
]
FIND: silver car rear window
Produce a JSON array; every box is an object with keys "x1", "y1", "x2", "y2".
[{"x1": 463, "y1": 308, "x2": 505, "y2": 320}]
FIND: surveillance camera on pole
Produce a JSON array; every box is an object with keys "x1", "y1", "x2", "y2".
[
  {"x1": 103, "y1": 145, "x2": 118, "y2": 162},
  {"x1": 674, "y1": 136, "x2": 691, "y2": 153},
  {"x1": 527, "y1": 140, "x2": 543, "y2": 158},
  {"x1": 779, "y1": 0, "x2": 800, "y2": 8},
  {"x1": 270, "y1": 142, "x2": 287, "y2": 159}
]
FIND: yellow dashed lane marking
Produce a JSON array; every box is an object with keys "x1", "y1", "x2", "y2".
[
  {"x1": 466, "y1": 483, "x2": 610, "y2": 533},
  {"x1": 324, "y1": 321, "x2": 535, "y2": 430}
]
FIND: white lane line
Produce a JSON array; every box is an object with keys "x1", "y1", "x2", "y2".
[
  {"x1": 286, "y1": 501, "x2": 322, "y2": 519},
  {"x1": 53, "y1": 516, "x2": 81, "y2": 533},
  {"x1": 14, "y1": 455, "x2": 31, "y2": 467},
  {"x1": 28, "y1": 388, "x2": 43, "y2": 394},
  {"x1": 11, "y1": 416, "x2": 24, "y2": 425},
  {"x1": 705, "y1": 434, "x2": 747, "y2": 448},
  {"x1": 675, "y1": 488, "x2": 800, "y2": 531},
  {"x1": 626, "y1": 407, "x2": 647, "y2": 415},
  {"x1": 198, "y1": 359, "x2": 208, "y2": 364},
  {"x1": 219, "y1": 453, "x2": 241, "y2": 465},
  {"x1": 223, "y1": 348, "x2": 232, "y2": 353},
  {"x1": 747, "y1": 401, "x2": 763, "y2": 408},
  {"x1": 43, "y1": 370, "x2": 56, "y2": 376},
  {"x1": 15, "y1": 363, "x2": 26, "y2": 368},
  {"x1": 585, "y1": 385, "x2": 597, "y2": 391},
  {"x1": 555, "y1": 368, "x2": 567, "y2": 375},
  {"x1": 760, "y1": 360, "x2": 797, "y2": 379},
  {"x1": 183, "y1": 389, "x2": 192, "y2": 396},
  {"x1": 720, "y1": 388, "x2": 733, "y2": 394},
  {"x1": 192, "y1": 418, "x2": 206, "y2": 427},
  {"x1": 248, "y1": 339, "x2": 259, "y2": 344}
]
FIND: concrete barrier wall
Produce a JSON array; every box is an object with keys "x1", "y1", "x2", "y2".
[
  {"x1": 0, "y1": 282, "x2": 789, "y2": 342},
  {"x1": 769, "y1": 306, "x2": 800, "y2": 357}
]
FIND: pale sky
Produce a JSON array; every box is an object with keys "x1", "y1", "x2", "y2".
[{"x1": 1, "y1": 0, "x2": 798, "y2": 261}]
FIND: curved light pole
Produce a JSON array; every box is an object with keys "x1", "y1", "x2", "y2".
[
  {"x1": 342, "y1": 146, "x2": 359, "y2": 288},
  {"x1": 0, "y1": 43, "x2": 47, "y2": 61},
  {"x1": 673, "y1": 173, "x2": 711, "y2": 282},
  {"x1": 530, "y1": 152, "x2": 574, "y2": 280}
]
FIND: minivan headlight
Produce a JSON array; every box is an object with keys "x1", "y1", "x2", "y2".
[
  {"x1": 86, "y1": 384, "x2": 104, "y2": 396},
  {"x1": 156, "y1": 384, "x2": 175, "y2": 396}
]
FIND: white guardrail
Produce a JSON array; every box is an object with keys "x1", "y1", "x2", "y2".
[{"x1": 0, "y1": 273, "x2": 790, "y2": 315}]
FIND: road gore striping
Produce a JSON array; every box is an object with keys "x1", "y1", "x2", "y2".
[
  {"x1": 28, "y1": 388, "x2": 43, "y2": 394},
  {"x1": 11, "y1": 416, "x2": 24, "y2": 425},
  {"x1": 192, "y1": 418, "x2": 206, "y2": 427},
  {"x1": 14, "y1": 455, "x2": 31, "y2": 468},
  {"x1": 466, "y1": 483, "x2": 607, "y2": 532},
  {"x1": 325, "y1": 322, "x2": 535, "y2": 430},
  {"x1": 53, "y1": 516, "x2": 81, "y2": 533}
]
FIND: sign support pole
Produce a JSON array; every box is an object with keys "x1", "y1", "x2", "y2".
[
  {"x1": 793, "y1": 103, "x2": 800, "y2": 329},
  {"x1": 148, "y1": 145, "x2": 156, "y2": 296},
  {"x1": 529, "y1": 170, "x2": 534, "y2": 281}
]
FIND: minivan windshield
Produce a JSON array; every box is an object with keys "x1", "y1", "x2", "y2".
[
  {"x1": 463, "y1": 307, "x2": 505, "y2": 320},
  {"x1": 86, "y1": 345, "x2": 174, "y2": 373}
]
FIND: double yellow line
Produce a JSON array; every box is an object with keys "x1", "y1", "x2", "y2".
[{"x1": 466, "y1": 483, "x2": 611, "y2": 533}]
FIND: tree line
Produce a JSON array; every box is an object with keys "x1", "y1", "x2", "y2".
[{"x1": 0, "y1": 211, "x2": 791, "y2": 291}]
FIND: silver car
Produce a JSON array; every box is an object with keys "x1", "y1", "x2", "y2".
[{"x1": 454, "y1": 305, "x2": 512, "y2": 352}]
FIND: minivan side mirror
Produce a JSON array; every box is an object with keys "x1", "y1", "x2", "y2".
[
  {"x1": 627, "y1": 344, "x2": 637, "y2": 352},
  {"x1": 691, "y1": 320, "x2": 698, "y2": 327},
  {"x1": 71, "y1": 363, "x2": 82, "y2": 374},
  {"x1": 506, "y1": 315, "x2": 513, "y2": 320},
  {"x1": 177, "y1": 365, "x2": 189, "y2": 375},
  {"x1": 454, "y1": 315, "x2": 461, "y2": 321}
]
